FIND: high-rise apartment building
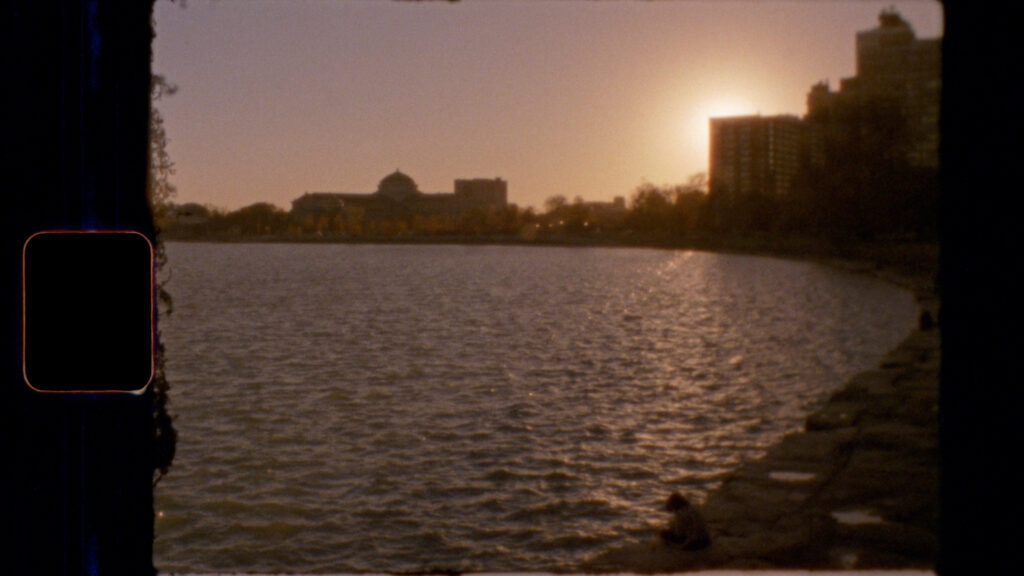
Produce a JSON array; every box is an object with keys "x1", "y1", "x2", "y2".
[
  {"x1": 707, "y1": 9, "x2": 940, "y2": 231},
  {"x1": 807, "y1": 9, "x2": 940, "y2": 168},
  {"x1": 709, "y1": 114, "x2": 805, "y2": 209}
]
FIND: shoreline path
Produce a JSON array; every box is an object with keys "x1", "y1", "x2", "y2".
[{"x1": 585, "y1": 261, "x2": 940, "y2": 572}]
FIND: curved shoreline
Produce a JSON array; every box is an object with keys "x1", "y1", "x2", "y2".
[
  {"x1": 159, "y1": 238, "x2": 939, "y2": 572},
  {"x1": 584, "y1": 260, "x2": 939, "y2": 572}
]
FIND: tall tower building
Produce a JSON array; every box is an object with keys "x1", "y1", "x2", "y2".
[
  {"x1": 856, "y1": 9, "x2": 941, "y2": 167},
  {"x1": 808, "y1": 9, "x2": 941, "y2": 168},
  {"x1": 709, "y1": 114, "x2": 805, "y2": 210}
]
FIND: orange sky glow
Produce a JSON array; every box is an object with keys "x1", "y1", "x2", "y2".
[{"x1": 153, "y1": 0, "x2": 943, "y2": 211}]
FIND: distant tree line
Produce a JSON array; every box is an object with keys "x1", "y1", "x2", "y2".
[
  {"x1": 161, "y1": 144, "x2": 937, "y2": 246},
  {"x1": 160, "y1": 201, "x2": 540, "y2": 241}
]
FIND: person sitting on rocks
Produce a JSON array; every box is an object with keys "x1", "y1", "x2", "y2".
[
  {"x1": 659, "y1": 491, "x2": 710, "y2": 550},
  {"x1": 918, "y1": 308, "x2": 935, "y2": 331}
]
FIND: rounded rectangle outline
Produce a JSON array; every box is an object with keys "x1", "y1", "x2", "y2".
[{"x1": 22, "y1": 229, "x2": 155, "y2": 395}]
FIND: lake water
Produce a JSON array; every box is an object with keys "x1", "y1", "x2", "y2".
[{"x1": 153, "y1": 242, "x2": 916, "y2": 574}]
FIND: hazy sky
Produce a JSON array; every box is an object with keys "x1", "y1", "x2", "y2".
[{"x1": 153, "y1": 0, "x2": 943, "y2": 211}]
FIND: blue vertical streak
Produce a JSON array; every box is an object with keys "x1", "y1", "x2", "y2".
[
  {"x1": 59, "y1": 2, "x2": 69, "y2": 228},
  {"x1": 62, "y1": 406, "x2": 68, "y2": 573},
  {"x1": 81, "y1": 406, "x2": 100, "y2": 576},
  {"x1": 85, "y1": 1, "x2": 101, "y2": 92},
  {"x1": 85, "y1": 537, "x2": 99, "y2": 576},
  {"x1": 82, "y1": 0, "x2": 102, "y2": 229},
  {"x1": 114, "y1": 95, "x2": 120, "y2": 228},
  {"x1": 78, "y1": 0, "x2": 86, "y2": 228},
  {"x1": 81, "y1": 407, "x2": 88, "y2": 574},
  {"x1": 113, "y1": 80, "x2": 120, "y2": 228}
]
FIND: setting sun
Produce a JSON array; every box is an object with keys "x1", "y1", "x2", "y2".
[
  {"x1": 699, "y1": 95, "x2": 760, "y2": 121},
  {"x1": 153, "y1": 0, "x2": 943, "y2": 211},
  {"x1": 676, "y1": 95, "x2": 759, "y2": 171}
]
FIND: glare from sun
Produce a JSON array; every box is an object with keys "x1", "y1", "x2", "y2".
[
  {"x1": 700, "y1": 96, "x2": 759, "y2": 122},
  {"x1": 677, "y1": 95, "x2": 759, "y2": 170}
]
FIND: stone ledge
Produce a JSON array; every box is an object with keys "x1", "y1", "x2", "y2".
[{"x1": 584, "y1": 325, "x2": 939, "y2": 572}]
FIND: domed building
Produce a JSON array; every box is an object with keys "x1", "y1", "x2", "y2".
[
  {"x1": 291, "y1": 170, "x2": 507, "y2": 234},
  {"x1": 376, "y1": 170, "x2": 420, "y2": 202}
]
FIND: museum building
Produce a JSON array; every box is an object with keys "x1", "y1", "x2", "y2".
[{"x1": 291, "y1": 170, "x2": 508, "y2": 224}]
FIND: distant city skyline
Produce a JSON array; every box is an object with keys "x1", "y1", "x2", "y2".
[{"x1": 153, "y1": 0, "x2": 943, "y2": 211}]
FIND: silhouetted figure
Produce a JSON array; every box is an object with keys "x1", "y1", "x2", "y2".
[
  {"x1": 919, "y1": 308, "x2": 935, "y2": 331},
  {"x1": 659, "y1": 492, "x2": 710, "y2": 550}
]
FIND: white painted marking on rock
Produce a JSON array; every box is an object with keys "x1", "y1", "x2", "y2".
[
  {"x1": 769, "y1": 471, "x2": 817, "y2": 482},
  {"x1": 831, "y1": 509, "x2": 885, "y2": 525}
]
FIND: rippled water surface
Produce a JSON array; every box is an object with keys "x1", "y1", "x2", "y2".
[{"x1": 154, "y1": 243, "x2": 915, "y2": 574}]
